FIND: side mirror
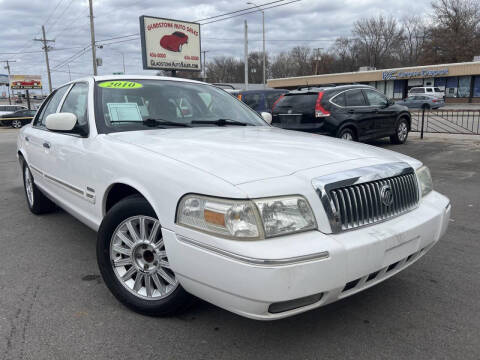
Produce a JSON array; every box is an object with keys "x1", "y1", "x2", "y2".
[
  {"x1": 45, "y1": 113, "x2": 77, "y2": 132},
  {"x1": 387, "y1": 99, "x2": 395, "y2": 106},
  {"x1": 260, "y1": 112, "x2": 272, "y2": 124}
]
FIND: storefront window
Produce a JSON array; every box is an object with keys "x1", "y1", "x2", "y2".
[
  {"x1": 457, "y1": 76, "x2": 471, "y2": 98},
  {"x1": 473, "y1": 76, "x2": 480, "y2": 97},
  {"x1": 434, "y1": 77, "x2": 447, "y2": 89}
]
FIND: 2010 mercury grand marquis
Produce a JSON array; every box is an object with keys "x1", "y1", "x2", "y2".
[{"x1": 17, "y1": 76, "x2": 451, "y2": 320}]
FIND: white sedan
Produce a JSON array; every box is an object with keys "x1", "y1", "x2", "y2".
[{"x1": 17, "y1": 76, "x2": 451, "y2": 320}]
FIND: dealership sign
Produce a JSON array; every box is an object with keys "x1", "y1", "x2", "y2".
[
  {"x1": 382, "y1": 68, "x2": 448, "y2": 80},
  {"x1": 10, "y1": 75, "x2": 42, "y2": 89},
  {"x1": 140, "y1": 16, "x2": 201, "y2": 71}
]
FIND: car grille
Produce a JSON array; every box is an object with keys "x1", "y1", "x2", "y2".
[
  {"x1": 329, "y1": 173, "x2": 419, "y2": 231},
  {"x1": 312, "y1": 163, "x2": 420, "y2": 233}
]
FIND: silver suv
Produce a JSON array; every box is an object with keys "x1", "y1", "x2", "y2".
[{"x1": 408, "y1": 87, "x2": 445, "y2": 99}]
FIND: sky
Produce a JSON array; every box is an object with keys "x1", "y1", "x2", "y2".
[{"x1": 0, "y1": 0, "x2": 433, "y2": 90}]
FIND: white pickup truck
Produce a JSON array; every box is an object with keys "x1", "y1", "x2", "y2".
[{"x1": 17, "y1": 76, "x2": 450, "y2": 320}]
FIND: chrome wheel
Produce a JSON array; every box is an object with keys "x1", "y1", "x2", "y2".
[
  {"x1": 398, "y1": 122, "x2": 408, "y2": 142},
  {"x1": 12, "y1": 120, "x2": 22, "y2": 128},
  {"x1": 110, "y1": 216, "x2": 178, "y2": 300},
  {"x1": 341, "y1": 131, "x2": 353, "y2": 141},
  {"x1": 24, "y1": 166, "x2": 34, "y2": 206}
]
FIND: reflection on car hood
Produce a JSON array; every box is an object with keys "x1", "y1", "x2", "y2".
[{"x1": 109, "y1": 127, "x2": 420, "y2": 185}]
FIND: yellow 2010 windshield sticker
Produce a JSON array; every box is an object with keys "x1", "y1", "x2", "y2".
[{"x1": 99, "y1": 81, "x2": 143, "y2": 89}]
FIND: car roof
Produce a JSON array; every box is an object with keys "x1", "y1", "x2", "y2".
[
  {"x1": 239, "y1": 89, "x2": 287, "y2": 94},
  {"x1": 60, "y1": 75, "x2": 206, "y2": 88},
  {"x1": 288, "y1": 84, "x2": 375, "y2": 94}
]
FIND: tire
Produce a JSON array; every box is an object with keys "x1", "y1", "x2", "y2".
[
  {"x1": 390, "y1": 118, "x2": 409, "y2": 144},
  {"x1": 97, "y1": 195, "x2": 194, "y2": 316},
  {"x1": 22, "y1": 162, "x2": 56, "y2": 214},
  {"x1": 11, "y1": 120, "x2": 22, "y2": 128},
  {"x1": 337, "y1": 127, "x2": 356, "y2": 141}
]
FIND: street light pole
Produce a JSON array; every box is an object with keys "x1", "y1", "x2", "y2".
[{"x1": 247, "y1": 2, "x2": 266, "y2": 88}]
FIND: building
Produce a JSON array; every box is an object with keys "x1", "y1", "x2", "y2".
[{"x1": 267, "y1": 61, "x2": 480, "y2": 103}]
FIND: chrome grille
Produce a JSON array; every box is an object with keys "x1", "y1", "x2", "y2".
[
  {"x1": 312, "y1": 162, "x2": 420, "y2": 233},
  {"x1": 329, "y1": 173, "x2": 419, "y2": 230}
]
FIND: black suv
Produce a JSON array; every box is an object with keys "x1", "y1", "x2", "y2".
[{"x1": 271, "y1": 85, "x2": 411, "y2": 144}]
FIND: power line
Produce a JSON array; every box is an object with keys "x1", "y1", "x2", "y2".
[
  {"x1": 200, "y1": 0, "x2": 301, "y2": 25},
  {"x1": 44, "y1": 0, "x2": 67, "y2": 27},
  {"x1": 194, "y1": 0, "x2": 286, "y2": 22},
  {"x1": 47, "y1": 0, "x2": 76, "y2": 33}
]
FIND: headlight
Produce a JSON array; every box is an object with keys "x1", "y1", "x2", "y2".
[
  {"x1": 254, "y1": 196, "x2": 316, "y2": 238},
  {"x1": 176, "y1": 194, "x2": 316, "y2": 240},
  {"x1": 416, "y1": 165, "x2": 433, "y2": 197}
]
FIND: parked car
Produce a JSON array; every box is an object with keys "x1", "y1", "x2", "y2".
[
  {"x1": 238, "y1": 89, "x2": 288, "y2": 113},
  {"x1": 396, "y1": 95, "x2": 445, "y2": 110},
  {"x1": 17, "y1": 76, "x2": 450, "y2": 320},
  {"x1": 160, "y1": 31, "x2": 188, "y2": 52},
  {"x1": 271, "y1": 85, "x2": 412, "y2": 144},
  {"x1": 408, "y1": 87, "x2": 445, "y2": 99},
  {"x1": 1, "y1": 109, "x2": 36, "y2": 128},
  {"x1": 0, "y1": 104, "x2": 27, "y2": 117}
]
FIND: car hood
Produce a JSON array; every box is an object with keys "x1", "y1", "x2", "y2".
[{"x1": 108, "y1": 127, "x2": 420, "y2": 185}]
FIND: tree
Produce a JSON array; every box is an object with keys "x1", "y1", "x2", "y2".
[
  {"x1": 424, "y1": 0, "x2": 480, "y2": 63},
  {"x1": 352, "y1": 15, "x2": 404, "y2": 68},
  {"x1": 399, "y1": 16, "x2": 428, "y2": 66}
]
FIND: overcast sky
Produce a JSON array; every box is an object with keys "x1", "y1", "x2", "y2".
[{"x1": 0, "y1": 0, "x2": 433, "y2": 90}]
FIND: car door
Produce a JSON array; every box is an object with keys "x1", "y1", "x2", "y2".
[
  {"x1": 23, "y1": 85, "x2": 70, "y2": 189},
  {"x1": 344, "y1": 89, "x2": 376, "y2": 139},
  {"x1": 364, "y1": 89, "x2": 396, "y2": 136},
  {"x1": 39, "y1": 82, "x2": 96, "y2": 217}
]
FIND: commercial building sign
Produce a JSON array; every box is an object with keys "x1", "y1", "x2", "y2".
[
  {"x1": 0, "y1": 74, "x2": 9, "y2": 85},
  {"x1": 10, "y1": 75, "x2": 42, "y2": 89},
  {"x1": 382, "y1": 68, "x2": 448, "y2": 80},
  {"x1": 140, "y1": 16, "x2": 201, "y2": 71}
]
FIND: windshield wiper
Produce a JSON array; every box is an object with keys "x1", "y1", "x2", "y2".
[
  {"x1": 143, "y1": 118, "x2": 191, "y2": 127},
  {"x1": 191, "y1": 119, "x2": 248, "y2": 126}
]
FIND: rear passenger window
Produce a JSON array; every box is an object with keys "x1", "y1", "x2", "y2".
[
  {"x1": 345, "y1": 90, "x2": 366, "y2": 106},
  {"x1": 331, "y1": 92, "x2": 346, "y2": 107},
  {"x1": 426, "y1": 88, "x2": 433, "y2": 92},
  {"x1": 434, "y1": 87, "x2": 442, "y2": 92}
]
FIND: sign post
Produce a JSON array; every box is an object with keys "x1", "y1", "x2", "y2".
[{"x1": 139, "y1": 16, "x2": 201, "y2": 74}]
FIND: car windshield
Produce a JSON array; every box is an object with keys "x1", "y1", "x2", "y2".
[{"x1": 95, "y1": 79, "x2": 267, "y2": 133}]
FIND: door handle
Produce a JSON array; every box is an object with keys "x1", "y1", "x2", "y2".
[
  {"x1": 43, "y1": 142, "x2": 51, "y2": 149},
  {"x1": 347, "y1": 109, "x2": 355, "y2": 114},
  {"x1": 25, "y1": 136, "x2": 30, "y2": 142}
]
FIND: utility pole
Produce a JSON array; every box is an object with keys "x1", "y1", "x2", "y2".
[
  {"x1": 88, "y1": 0, "x2": 98, "y2": 75},
  {"x1": 262, "y1": 10, "x2": 265, "y2": 88},
  {"x1": 34, "y1": 26, "x2": 54, "y2": 93},
  {"x1": 244, "y1": 20, "x2": 248, "y2": 91},
  {"x1": 314, "y1": 48, "x2": 323, "y2": 75},
  {"x1": 201, "y1": 50, "x2": 209, "y2": 82},
  {"x1": 0, "y1": 60, "x2": 15, "y2": 105},
  {"x1": 247, "y1": 2, "x2": 266, "y2": 88}
]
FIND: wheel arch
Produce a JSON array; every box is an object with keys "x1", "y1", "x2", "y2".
[
  {"x1": 103, "y1": 182, "x2": 155, "y2": 218},
  {"x1": 337, "y1": 121, "x2": 359, "y2": 138}
]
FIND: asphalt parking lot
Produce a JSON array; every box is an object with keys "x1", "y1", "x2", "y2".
[{"x1": 0, "y1": 129, "x2": 479, "y2": 360}]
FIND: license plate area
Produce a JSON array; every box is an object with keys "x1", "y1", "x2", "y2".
[{"x1": 279, "y1": 114, "x2": 302, "y2": 126}]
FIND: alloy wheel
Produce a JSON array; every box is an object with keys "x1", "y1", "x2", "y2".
[
  {"x1": 12, "y1": 120, "x2": 22, "y2": 128},
  {"x1": 398, "y1": 122, "x2": 408, "y2": 142},
  {"x1": 341, "y1": 132, "x2": 353, "y2": 141},
  {"x1": 110, "y1": 216, "x2": 178, "y2": 300},
  {"x1": 24, "y1": 167, "x2": 34, "y2": 206}
]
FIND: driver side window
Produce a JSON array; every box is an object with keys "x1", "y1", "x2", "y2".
[
  {"x1": 364, "y1": 90, "x2": 388, "y2": 107},
  {"x1": 34, "y1": 85, "x2": 69, "y2": 128}
]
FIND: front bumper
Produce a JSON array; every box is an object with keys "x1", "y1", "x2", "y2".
[{"x1": 163, "y1": 191, "x2": 450, "y2": 320}]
